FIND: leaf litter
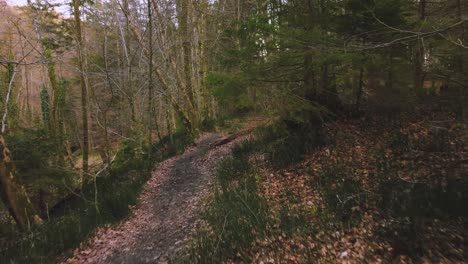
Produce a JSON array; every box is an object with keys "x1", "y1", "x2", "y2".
[{"x1": 66, "y1": 132, "x2": 250, "y2": 264}]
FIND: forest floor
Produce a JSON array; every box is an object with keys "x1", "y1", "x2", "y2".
[
  {"x1": 232, "y1": 109, "x2": 465, "y2": 263},
  {"x1": 66, "y1": 132, "x2": 250, "y2": 264},
  {"x1": 248, "y1": 114, "x2": 465, "y2": 263},
  {"x1": 171, "y1": 108, "x2": 464, "y2": 263},
  {"x1": 64, "y1": 110, "x2": 465, "y2": 263}
]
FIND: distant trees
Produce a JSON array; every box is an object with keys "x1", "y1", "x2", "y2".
[
  {"x1": 0, "y1": 0, "x2": 222, "y2": 228},
  {"x1": 29, "y1": 0, "x2": 72, "y2": 166},
  {"x1": 0, "y1": 4, "x2": 45, "y2": 229}
]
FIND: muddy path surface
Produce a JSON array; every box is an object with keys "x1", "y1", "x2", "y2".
[{"x1": 67, "y1": 133, "x2": 246, "y2": 264}]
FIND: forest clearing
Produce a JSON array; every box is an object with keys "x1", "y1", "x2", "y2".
[{"x1": 0, "y1": 0, "x2": 466, "y2": 263}]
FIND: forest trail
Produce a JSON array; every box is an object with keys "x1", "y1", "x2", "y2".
[{"x1": 67, "y1": 133, "x2": 245, "y2": 264}]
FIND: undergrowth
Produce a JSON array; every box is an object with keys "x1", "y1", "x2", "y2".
[
  {"x1": 0, "y1": 130, "x2": 193, "y2": 263},
  {"x1": 179, "y1": 111, "x2": 465, "y2": 262},
  {"x1": 177, "y1": 120, "x2": 325, "y2": 263},
  {"x1": 183, "y1": 141, "x2": 268, "y2": 263},
  {"x1": 315, "y1": 164, "x2": 368, "y2": 226}
]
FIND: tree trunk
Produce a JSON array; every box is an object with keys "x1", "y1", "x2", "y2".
[
  {"x1": 356, "y1": 65, "x2": 364, "y2": 109},
  {"x1": 356, "y1": 40, "x2": 366, "y2": 110},
  {"x1": 44, "y1": 49, "x2": 65, "y2": 166},
  {"x1": 320, "y1": 64, "x2": 328, "y2": 97},
  {"x1": 120, "y1": 3, "x2": 194, "y2": 132},
  {"x1": 178, "y1": 0, "x2": 198, "y2": 128},
  {"x1": 148, "y1": 0, "x2": 154, "y2": 145},
  {"x1": 166, "y1": 97, "x2": 173, "y2": 144},
  {"x1": 414, "y1": 0, "x2": 426, "y2": 96},
  {"x1": 419, "y1": 0, "x2": 426, "y2": 20},
  {"x1": 179, "y1": 0, "x2": 194, "y2": 103},
  {"x1": 0, "y1": 136, "x2": 43, "y2": 229},
  {"x1": 386, "y1": 59, "x2": 393, "y2": 91},
  {"x1": 72, "y1": 0, "x2": 90, "y2": 187},
  {"x1": 198, "y1": 0, "x2": 211, "y2": 119},
  {"x1": 413, "y1": 40, "x2": 425, "y2": 96},
  {"x1": 303, "y1": 52, "x2": 316, "y2": 101}
]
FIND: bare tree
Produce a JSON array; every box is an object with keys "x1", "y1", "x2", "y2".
[{"x1": 72, "y1": 0, "x2": 90, "y2": 187}]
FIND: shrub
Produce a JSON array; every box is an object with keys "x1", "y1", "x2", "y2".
[
  {"x1": 0, "y1": 131, "x2": 194, "y2": 263},
  {"x1": 181, "y1": 121, "x2": 326, "y2": 262},
  {"x1": 256, "y1": 121, "x2": 325, "y2": 168}
]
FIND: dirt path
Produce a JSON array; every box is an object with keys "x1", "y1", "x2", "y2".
[{"x1": 67, "y1": 133, "x2": 246, "y2": 264}]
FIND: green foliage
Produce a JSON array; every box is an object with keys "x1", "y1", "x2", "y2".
[
  {"x1": 111, "y1": 138, "x2": 147, "y2": 174},
  {"x1": 255, "y1": 120, "x2": 325, "y2": 168},
  {"x1": 57, "y1": 79, "x2": 68, "y2": 109},
  {"x1": 214, "y1": 0, "x2": 467, "y2": 122},
  {"x1": 32, "y1": 1, "x2": 73, "y2": 51},
  {"x1": 378, "y1": 177, "x2": 464, "y2": 220},
  {"x1": 181, "y1": 122, "x2": 325, "y2": 262},
  {"x1": 199, "y1": 117, "x2": 216, "y2": 131},
  {"x1": 0, "y1": 131, "x2": 194, "y2": 263},
  {"x1": 336, "y1": 0, "x2": 407, "y2": 36},
  {"x1": 40, "y1": 86, "x2": 50, "y2": 131},
  {"x1": 7, "y1": 128, "x2": 77, "y2": 211},
  {"x1": 207, "y1": 72, "x2": 253, "y2": 117},
  {"x1": 374, "y1": 165, "x2": 465, "y2": 260},
  {"x1": 182, "y1": 141, "x2": 268, "y2": 263}
]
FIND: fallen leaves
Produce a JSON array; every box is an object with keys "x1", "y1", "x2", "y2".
[
  {"x1": 66, "y1": 133, "x2": 251, "y2": 264},
  {"x1": 238, "y1": 112, "x2": 465, "y2": 263}
]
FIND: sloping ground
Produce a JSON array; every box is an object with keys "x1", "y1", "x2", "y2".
[
  {"x1": 66, "y1": 132, "x2": 249, "y2": 264},
  {"x1": 249, "y1": 112, "x2": 465, "y2": 263}
]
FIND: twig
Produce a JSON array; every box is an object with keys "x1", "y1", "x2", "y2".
[
  {"x1": 234, "y1": 189, "x2": 260, "y2": 224},
  {"x1": 2, "y1": 68, "x2": 16, "y2": 133},
  {"x1": 95, "y1": 154, "x2": 117, "y2": 177},
  {"x1": 62, "y1": 179, "x2": 92, "y2": 202},
  {"x1": 214, "y1": 212, "x2": 231, "y2": 253}
]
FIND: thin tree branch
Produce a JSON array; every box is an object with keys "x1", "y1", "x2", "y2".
[{"x1": 2, "y1": 68, "x2": 17, "y2": 133}]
